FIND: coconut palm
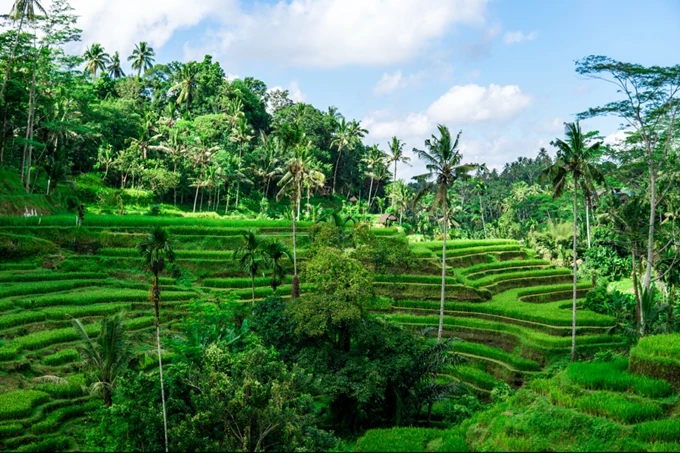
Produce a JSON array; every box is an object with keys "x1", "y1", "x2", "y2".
[
  {"x1": 331, "y1": 118, "x2": 367, "y2": 194},
  {"x1": 361, "y1": 145, "x2": 387, "y2": 211},
  {"x1": 72, "y1": 314, "x2": 131, "y2": 407},
  {"x1": 474, "y1": 180, "x2": 488, "y2": 239},
  {"x1": 229, "y1": 119, "x2": 254, "y2": 209},
  {"x1": 540, "y1": 121, "x2": 604, "y2": 362},
  {"x1": 83, "y1": 43, "x2": 110, "y2": 79},
  {"x1": 171, "y1": 62, "x2": 199, "y2": 111},
  {"x1": 277, "y1": 140, "x2": 325, "y2": 299},
  {"x1": 414, "y1": 125, "x2": 476, "y2": 343},
  {"x1": 107, "y1": 51, "x2": 125, "y2": 79},
  {"x1": 137, "y1": 227, "x2": 175, "y2": 453},
  {"x1": 233, "y1": 230, "x2": 268, "y2": 304},
  {"x1": 387, "y1": 136, "x2": 411, "y2": 182},
  {"x1": 0, "y1": 0, "x2": 46, "y2": 102},
  {"x1": 128, "y1": 41, "x2": 155, "y2": 78},
  {"x1": 263, "y1": 240, "x2": 291, "y2": 292}
]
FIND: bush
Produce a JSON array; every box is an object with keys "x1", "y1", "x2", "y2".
[{"x1": 0, "y1": 390, "x2": 50, "y2": 419}]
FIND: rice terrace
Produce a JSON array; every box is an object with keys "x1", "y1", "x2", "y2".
[{"x1": 0, "y1": 0, "x2": 679, "y2": 451}]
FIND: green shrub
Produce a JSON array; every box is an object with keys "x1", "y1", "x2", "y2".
[
  {"x1": 42, "y1": 349, "x2": 80, "y2": 366},
  {"x1": 567, "y1": 359, "x2": 673, "y2": 398},
  {"x1": 576, "y1": 392, "x2": 663, "y2": 423},
  {"x1": 0, "y1": 390, "x2": 50, "y2": 419},
  {"x1": 636, "y1": 418, "x2": 680, "y2": 443}
]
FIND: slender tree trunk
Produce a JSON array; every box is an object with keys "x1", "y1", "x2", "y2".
[
  {"x1": 225, "y1": 184, "x2": 230, "y2": 215},
  {"x1": 332, "y1": 145, "x2": 343, "y2": 194},
  {"x1": 216, "y1": 185, "x2": 220, "y2": 213},
  {"x1": 291, "y1": 193, "x2": 300, "y2": 299},
  {"x1": 251, "y1": 274, "x2": 255, "y2": 305},
  {"x1": 643, "y1": 161, "x2": 656, "y2": 292},
  {"x1": 632, "y1": 243, "x2": 641, "y2": 329},
  {"x1": 571, "y1": 178, "x2": 578, "y2": 362},
  {"x1": 585, "y1": 196, "x2": 592, "y2": 249},
  {"x1": 306, "y1": 185, "x2": 311, "y2": 217},
  {"x1": 199, "y1": 187, "x2": 204, "y2": 211},
  {"x1": 0, "y1": 104, "x2": 9, "y2": 165},
  {"x1": 236, "y1": 144, "x2": 242, "y2": 208},
  {"x1": 367, "y1": 177, "x2": 374, "y2": 213},
  {"x1": 103, "y1": 385, "x2": 112, "y2": 407},
  {"x1": 173, "y1": 161, "x2": 177, "y2": 206},
  {"x1": 479, "y1": 195, "x2": 487, "y2": 239},
  {"x1": 192, "y1": 185, "x2": 199, "y2": 213},
  {"x1": 152, "y1": 275, "x2": 169, "y2": 453}
]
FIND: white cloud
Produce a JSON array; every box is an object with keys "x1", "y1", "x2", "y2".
[
  {"x1": 191, "y1": 0, "x2": 488, "y2": 68},
  {"x1": 372, "y1": 70, "x2": 424, "y2": 95},
  {"x1": 537, "y1": 117, "x2": 565, "y2": 134},
  {"x1": 603, "y1": 129, "x2": 632, "y2": 146},
  {"x1": 287, "y1": 80, "x2": 307, "y2": 103},
  {"x1": 427, "y1": 84, "x2": 532, "y2": 123},
  {"x1": 503, "y1": 31, "x2": 538, "y2": 45},
  {"x1": 225, "y1": 73, "x2": 241, "y2": 82}
]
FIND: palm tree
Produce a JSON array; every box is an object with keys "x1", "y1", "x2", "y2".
[
  {"x1": 83, "y1": 43, "x2": 110, "y2": 79},
  {"x1": 331, "y1": 118, "x2": 367, "y2": 194},
  {"x1": 0, "y1": 0, "x2": 45, "y2": 102},
  {"x1": 107, "y1": 51, "x2": 125, "y2": 79},
  {"x1": 72, "y1": 315, "x2": 131, "y2": 406},
  {"x1": 128, "y1": 41, "x2": 155, "y2": 78},
  {"x1": 540, "y1": 121, "x2": 603, "y2": 362},
  {"x1": 229, "y1": 119, "x2": 254, "y2": 209},
  {"x1": 277, "y1": 141, "x2": 325, "y2": 299},
  {"x1": 474, "y1": 180, "x2": 487, "y2": 239},
  {"x1": 387, "y1": 136, "x2": 411, "y2": 182},
  {"x1": 137, "y1": 227, "x2": 175, "y2": 453},
  {"x1": 361, "y1": 145, "x2": 386, "y2": 212},
  {"x1": 263, "y1": 240, "x2": 291, "y2": 292},
  {"x1": 233, "y1": 230, "x2": 267, "y2": 304},
  {"x1": 172, "y1": 62, "x2": 199, "y2": 112},
  {"x1": 414, "y1": 125, "x2": 475, "y2": 342}
]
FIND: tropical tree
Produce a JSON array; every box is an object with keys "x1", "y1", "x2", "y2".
[
  {"x1": 331, "y1": 118, "x2": 367, "y2": 194},
  {"x1": 172, "y1": 62, "x2": 199, "y2": 112},
  {"x1": 233, "y1": 230, "x2": 268, "y2": 304},
  {"x1": 475, "y1": 180, "x2": 488, "y2": 239},
  {"x1": 83, "y1": 43, "x2": 110, "y2": 78},
  {"x1": 387, "y1": 136, "x2": 411, "y2": 183},
  {"x1": 128, "y1": 41, "x2": 155, "y2": 78},
  {"x1": 137, "y1": 227, "x2": 175, "y2": 453},
  {"x1": 0, "y1": 0, "x2": 46, "y2": 102},
  {"x1": 361, "y1": 144, "x2": 386, "y2": 211},
  {"x1": 277, "y1": 140, "x2": 325, "y2": 299},
  {"x1": 540, "y1": 121, "x2": 604, "y2": 361},
  {"x1": 107, "y1": 51, "x2": 125, "y2": 79},
  {"x1": 263, "y1": 240, "x2": 291, "y2": 292},
  {"x1": 72, "y1": 315, "x2": 131, "y2": 406},
  {"x1": 413, "y1": 125, "x2": 475, "y2": 343}
]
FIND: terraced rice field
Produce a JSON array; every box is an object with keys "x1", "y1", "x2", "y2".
[{"x1": 0, "y1": 215, "x2": 623, "y2": 450}]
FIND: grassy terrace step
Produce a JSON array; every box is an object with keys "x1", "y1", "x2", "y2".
[
  {"x1": 0, "y1": 272, "x2": 106, "y2": 283},
  {"x1": 390, "y1": 283, "x2": 611, "y2": 327},
  {"x1": 97, "y1": 247, "x2": 311, "y2": 260},
  {"x1": 455, "y1": 341, "x2": 541, "y2": 372},
  {"x1": 14, "y1": 288, "x2": 194, "y2": 308},
  {"x1": 202, "y1": 276, "x2": 290, "y2": 288},
  {"x1": 390, "y1": 314, "x2": 624, "y2": 351},
  {"x1": 482, "y1": 274, "x2": 574, "y2": 294},
  {"x1": 0, "y1": 280, "x2": 109, "y2": 300},
  {"x1": 442, "y1": 365, "x2": 499, "y2": 391},
  {"x1": 464, "y1": 265, "x2": 551, "y2": 281},
  {"x1": 391, "y1": 305, "x2": 607, "y2": 337},
  {"x1": 373, "y1": 274, "x2": 459, "y2": 285},
  {"x1": 467, "y1": 268, "x2": 572, "y2": 289},
  {"x1": 459, "y1": 259, "x2": 550, "y2": 276},
  {"x1": 374, "y1": 282, "x2": 490, "y2": 301}
]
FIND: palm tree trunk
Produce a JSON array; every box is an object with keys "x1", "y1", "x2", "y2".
[
  {"x1": 192, "y1": 185, "x2": 199, "y2": 213},
  {"x1": 571, "y1": 177, "x2": 578, "y2": 362},
  {"x1": 199, "y1": 187, "x2": 204, "y2": 211},
  {"x1": 479, "y1": 195, "x2": 487, "y2": 239},
  {"x1": 643, "y1": 161, "x2": 656, "y2": 292},
  {"x1": 585, "y1": 196, "x2": 592, "y2": 249},
  {"x1": 367, "y1": 177, "x2": 374, "y2": 213},
  {"x1": 632, "y1": 243, "x2": 641, "y2": 329},
  {"x1": 251, "y1": 274, "x2": 255, "y2": 305},
  {"x1": 332, "y1": 145, "x2": 343, "y2": 194},
  {"x1": 291, "y1": 194, "x2": 300, "y2": 299},
  {"x1": 306, "y1": 185, "x2": 311, "y2": 217},
  {"x1": 173, "y1": 161, "x2": 178, "y2": 206},
  {"x1": 152, "y1": 275, "x2": 169, "y2": 453},
  {"x1": 225, "y1": 184, "x2": 230, "y2": 215},
  {"x1": 216, "y1": 185, "x2": 220, "y2": 213}
]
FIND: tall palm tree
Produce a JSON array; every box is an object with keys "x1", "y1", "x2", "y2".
[
  {"x1": 233, "y1": 230, "x2": 267, "y2": 304},
  {"x1": 229, "y1": 119, "x2": 254, "y2": 209},
  {"x1": 83, "y1": 43, "x2": 110, "y2": 79},
  {"x1": 277, "y1": 141, "x2": 325, "y2": 299},
  {"x1": 414, "y1": 125, "x2": 475, "y2": 342},
  {"x1": 72, "y1": 315, "x2": 131, "y2": 406},
  {"x1": 137, "y1": 227, "x2": 175, "y2": 453},
  {"x1": 263, "y1": 240, "x2": 291, "y2": 292},
  {"x1": 540, "y1": 121, "x2": 603, "y2": 362},
  {"x1": 474, "y1": 180, "x2": 487, "y2": 239},
  {"x1": 331, "y1": 118, "x2": 367, "y2": 194},
  {"x1": 171, "y1": 62, "x2": 199, "y2": 112},
  {"x1": 128, "y1": 41, "x2": 155, "y2": 78},
  {"x1": 0, "y1": 0, "x2": 46, "y2": 102},
  {"x1": 361, "y1": 145, "x2": 386, "y2": 212},
  {"x1": 387, "y1": 136, "x2": 411, "y2": 183},
  {"x1": 107, "y1": 51, "x2": 125, "y2": 79}
]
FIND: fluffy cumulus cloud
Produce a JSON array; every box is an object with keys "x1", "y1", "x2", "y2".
[
  {"x1": 189, "y1": 0, "x2": 488, "y2": 67},
  {"x1": 427, "y1": 84, "x2": 532, "y2": 123},
  {"x1": 503, "y1": 31, "x2": 538, "y2": 45}
]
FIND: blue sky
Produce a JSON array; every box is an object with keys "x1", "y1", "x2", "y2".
[{"x1": 4, "y1": 0, "x2": 678, "y2": 179}]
